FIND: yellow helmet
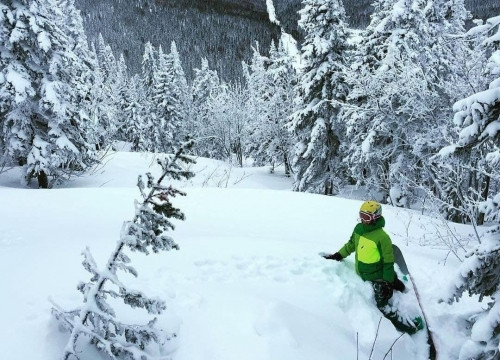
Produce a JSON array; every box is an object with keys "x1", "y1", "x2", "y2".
[{"x1": 359, "y1": 201, "x2": 382, "y2": 224}]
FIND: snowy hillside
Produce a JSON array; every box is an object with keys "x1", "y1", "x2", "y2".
[{"x1": 0, "y1": 152, "x2": 483, "y2": 360}]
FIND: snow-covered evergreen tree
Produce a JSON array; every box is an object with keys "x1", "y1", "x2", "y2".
[
  {"x1": 0, "y1": 0, "x2": 98, "y2": 188},
  {"x1": 451, "y1": 227, "x2": 500, "y2": 360},
  {"x1": 138, "y1": 42, "x2": 158, "y2": 150},
  {"x1": 429, "y1": 10, "x2": 499, "y2": 224},
  {"x1": 88, "y1": 43, "x2": 115, "y2": 150},
  {"x1": 151, "y1": 42, "x2": 190, "y2": 152},
  {"x1": 58, "y1": 0, "x2": 99, "y2": 150},
  {"x1": 244, "y1": 44, "x2": 274, "y2": 164},
  {"x1": 52, "y1": 141, "x2": 195, "y2": 360},
  {"x1": 446, "y1": 15, "x2": 500, "y2": 360},
  {"x1": 290, "y1": 0, "x2": 350, "y2": 194},
  {"x1": 113, "y1": 54, "x2": 131, "y2": 143},
  {"x1": 152, "y1": 45, "x2": 178, "y2": 152},
  {"x1": 94, "y1": 36, "x2": 121, "y2": 146},
  {"x1": 191, "y1": 58, "x2": 220, "y2": 111},
  {"x1": 169, "y1": 41, "x2": 191, "y2": 142},
  {"x1": 414, "y1": 0, "x2": 495, "y2": 222},
  {"x1": 124, "y1": 75, "x2": 152, "y2": 152},
  {"x1": 344, "y1": 0, "x2": 466, "y2": 205},
  {"x1": 265, "y1": 40, "x2": 297, "y2": 175},
  {"x1": 96, "y1": 34, "x2": 117, "y2": 81},
  {"x1": 462, "y1": 17, "x2": 498, "y2": 133},
  {"x1": 141, "y1": 42, "x2": 157, "y2": 94},
  {"x1": 244, "y1": 43, "x2": 271, "y2": 114},
  {"x1": 447, "y1": 15, "x2": 500, "y2": 201}
]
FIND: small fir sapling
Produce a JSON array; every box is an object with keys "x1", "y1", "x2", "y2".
[{"x1": 52, "y1": 141, "x2": 195, "y2": 360}]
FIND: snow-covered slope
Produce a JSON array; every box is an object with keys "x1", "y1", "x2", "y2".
[{"x1": 0, "y1": 152, "x2": 482, "y2": 360}]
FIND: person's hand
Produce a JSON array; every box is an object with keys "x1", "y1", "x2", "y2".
[{"x1": 323, "y1": 252, "x2": 343, "y2": 261}]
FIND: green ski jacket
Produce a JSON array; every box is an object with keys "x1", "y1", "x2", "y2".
[{"x1": 337, "y1": 217, "x2": 395, "y2": 282}]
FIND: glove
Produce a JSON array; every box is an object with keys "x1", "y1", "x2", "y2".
[
  {"x1": 323, "y1": 252, "x2": 343, "y2": 261},
  {"x1": 393, "y1": 276, "x2": 406, "y2": 292}
]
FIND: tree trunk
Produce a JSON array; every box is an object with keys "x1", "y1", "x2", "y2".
[
  {"x1": 324, "y1": 178, "x2": 333, "y2": 196},
  {"x1": 478, "y1": 175, "x2": 490, "y2": 226},
  {"x1": 284, "y1": 154, "x2": 291, "y2": 177},
  {"x1": 236, "y1": 141, "x2": 243, "y2": 167},
  {"x1": 38, "y1": 170, "x2": 49, "y2": 189}
]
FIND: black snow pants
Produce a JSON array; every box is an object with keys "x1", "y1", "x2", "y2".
[{"x1": 372, "y1": 280, "x2": 420, "y2": 334}]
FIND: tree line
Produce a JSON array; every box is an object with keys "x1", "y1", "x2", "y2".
[
  {"x1": 74, "y1": 0, "x2": 500, "y2": 82},
  {"x1": 76, "y1": 0, "x2": 281, "y2": 81}
]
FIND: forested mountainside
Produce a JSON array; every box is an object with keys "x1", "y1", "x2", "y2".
[
  {"x1": 76, "y1": 0, "x2": 281, "y2": 81},
  {"x1": 75, "y1": 0, "x2": 500, "y2": 81}
]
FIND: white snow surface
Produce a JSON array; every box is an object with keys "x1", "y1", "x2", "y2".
[
  {"x1": 0, "y1": 152, "x2": 484, "y2": 360},
  {"x1": 281, "y1": 32, "x2": 302, "y2": 71},
  {"x1": 265, "y1": 0, "x2": 280, "y2": 26}
]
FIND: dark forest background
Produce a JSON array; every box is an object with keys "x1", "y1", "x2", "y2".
[{"x1": 75, "y1": 0, "x2": 500, "y2": 81}]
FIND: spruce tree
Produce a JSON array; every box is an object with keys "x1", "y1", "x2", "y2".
[
  {"x1": 96, "y1": 34, "x2": 116, "y2": 81},
  {"x1": 191, "y1": 58, "x2": 220, "y2": 111},
  {"x1": 93, "y1": 36, "x2": 120, "y2": 148},
  {"x1": 152, "y1": 45, "x2": 178, "y2": 153},
  {"x1": 139, "y1": 42, "x2": 159, "y2": 150},
  {"x1": 266, "y1": 39, "x2": 297, "y2": 176},
  {"x1": 141, "y1": 42, "x2": 158, "y2": 102},
  {"x1": 91, "y1": 48, "x2": 117, "y2": 150},
  {"x1": 58, "y1": 0, "x2": 99, "y2": 151},
  {"x1": 290, "y1": 0, "x2": 350, "y2": 194},
  {"x1": 0, "y1": 0, "x2": 98, "y2": 188},
  {"x1": 163, "y1": 42, "x2": 190, "y2": 150},
  {"x1": 114, "y1": 54, "x2": 131, "y2": 144},
  {"x1": 429, "y1": 9, "x2": 499, "y2": 224},
  {"x1": 124, "y1": 75, "x2": 152, "y2": 152},
  {"x1": 344, "y1": 0, "x2": 466, "y2": 205},
  {"x1": 169, "y1": 41, "x2": 190, "y2": 128},
  {"x1": 447, "y1": 15, "x2": 500, "y2": 360},
  {"x1": 418, "y1": 0, "x2": 491, "y2": 222},
  {"x1": 244, "y1": 43, "x2": 274, "y2": 166},
  {"x1": 52, "y1": 141, "x2": 195, "y2": 360}
]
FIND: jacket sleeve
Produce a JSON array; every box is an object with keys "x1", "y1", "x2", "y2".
[
  {"x1": 338, "y1": 232, "x2": 356, "y2": 258},
  {"x1": 379, "y1": 233, "x2": 395, "y2": 282}
]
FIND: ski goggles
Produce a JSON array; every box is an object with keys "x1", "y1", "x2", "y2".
[{"x1": 359, "y1": 211, "x2": 377, "y2": 223}]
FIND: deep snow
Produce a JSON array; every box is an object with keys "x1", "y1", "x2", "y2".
[{"x1": 0, "y1": 152, "x2": 484, "y2": 360}]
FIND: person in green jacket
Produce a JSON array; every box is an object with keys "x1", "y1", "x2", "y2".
[{"x1": 323, "y1": 200, "x2": 423, "y2": 334}]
